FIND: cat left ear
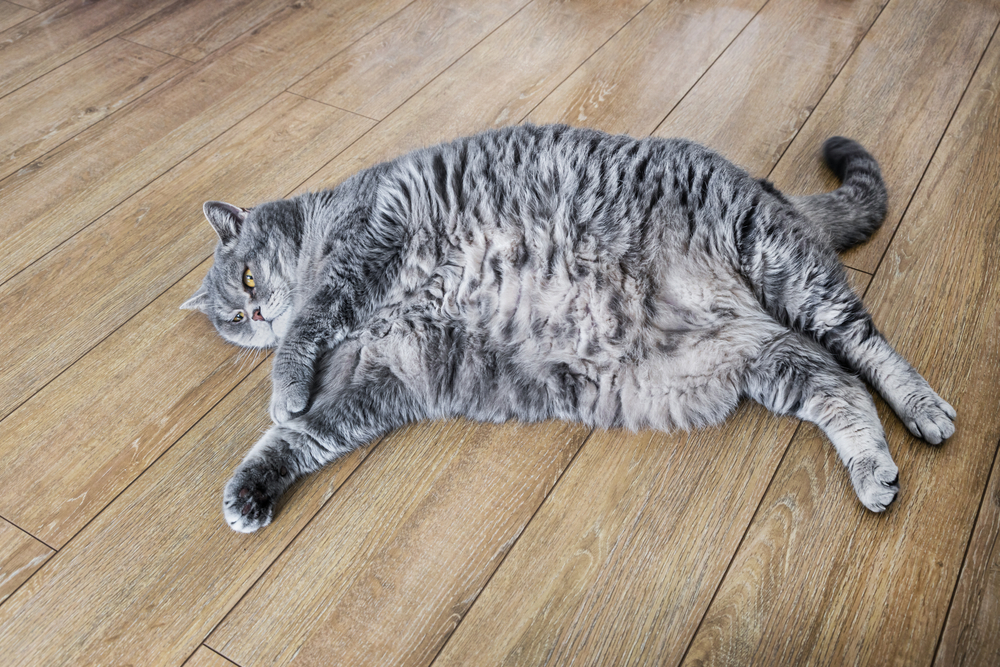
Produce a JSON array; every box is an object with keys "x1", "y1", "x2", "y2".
[
  {"x1": 180, "y1": 284, "x2": 210, "y2": 313},
  {"x1": 203, "y1": 201, "x2": 247, "y2": 246}
]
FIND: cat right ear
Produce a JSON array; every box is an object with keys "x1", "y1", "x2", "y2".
[
  {"x1": 203, "y1": 201, "x2": 247, "y2": 246},
  {"x1": 180, "y1": 284, "x2": 210, "y2": 313}
]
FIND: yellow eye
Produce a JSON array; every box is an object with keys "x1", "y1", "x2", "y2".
[
  {"x1": 243, "y1": 268, "x2": 255, "y2": 288},
  {"x1": 232, "y1": 312, "x2": 244, "y2": 323}
]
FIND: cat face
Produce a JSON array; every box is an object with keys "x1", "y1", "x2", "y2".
[{"x1": 181, "y1": 200, "x2": 298, "y2": 349}]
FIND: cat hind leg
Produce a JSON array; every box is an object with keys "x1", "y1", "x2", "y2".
[{"x1": 746, "y1": 331, "x2": 899, "y2": 512}]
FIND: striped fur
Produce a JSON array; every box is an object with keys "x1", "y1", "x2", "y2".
[{"x1": 181, "y1": 125, "x2": 954, "y2": 533}]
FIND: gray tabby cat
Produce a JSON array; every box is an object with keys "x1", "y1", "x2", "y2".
[{"x1": 181, "y1": 124, "x2": 955, "y2": 533}]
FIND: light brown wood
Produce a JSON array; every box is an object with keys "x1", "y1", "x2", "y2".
[
  {"x1": 436, "y1": 408, "x2": 794, "y2": 666},
  {"x1": 0, "y1": 362, "x2": 372, "y2": 667},
  {"x1": 0, "y1": 0, "x2": 178, "y2": 98},
  {"x1": 0, "y1": 38, "x2": 187, "y2": 181},
  {"x1": 0, "y1": 1, "x2": 996, "y2": 665},
  {"x1": 653, "y1": 0, "x2": 887, "y2": 172},
  {"x1": 768, "y1": 0, "x2": 1000, "y2": 273},
  {"x1": 0, "y1": 1, "x2": 34, "y2": 32},
  {"x1": 207, "y1": 419, "x2": 587, "y2": 666},
  {"x1": 683, "y1": 23, "x2": 1000, "y2": 666},
  {"x1": 185, "y1": 646, "x2": 240, "y2": 667},
  {"x1": 0, "y1": 0, "x2": 407, "y2": 286},
  {"x1": 294, "y1": 0, "x2": 650, "y2": 192},
  {"x1": 527, "y1": 0, "x2": 765, "y2": 135},
  {"x1": 0, "y1": 518, "x2": 51, "y2": 605},
  {"x1": 291, "y1": 0, "x2": 532, "y2": 120},
  {"x1": 0, "y1": 94, "x2": 371, "y2": 419},
  {"x1": 7, "y1": 0, "x2": 60, "y2": 13},
  {"x1": 123, "y1": 0, "x2": 294, "y2": 62},
  {"x1": 936, "y1": 444, "x2": 1000, "y2": 667},
  {"x1": 0, "y1": 260, "x2": 266, "y2": 547}
]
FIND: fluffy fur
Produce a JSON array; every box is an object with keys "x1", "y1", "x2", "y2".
[{"x1": 181, "y1": 124, "x2": 955, "y2": 533}]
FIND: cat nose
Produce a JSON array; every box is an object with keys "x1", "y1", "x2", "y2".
[{"x1": 252, "y1": 307, "x2": 265, "y2": 321}]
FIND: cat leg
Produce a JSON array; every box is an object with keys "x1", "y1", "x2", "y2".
[
  {"x1": 225, "y1": 340, "x2": 423, "y2": 532},
  {"x1": 746, "y1": 331, "x2": 899, "y2": 512},
  {"x1": 269, "y1": 289, "x2": 354, "y2": 423},
  {"x1": 741, "y1": 229, "x2": 955, "y2": 444}
]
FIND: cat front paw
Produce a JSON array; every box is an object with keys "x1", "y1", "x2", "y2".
[
  {"x1": 269, "y1": 383, "x2": 309, "y2": 423},
  {"x1": 848, "y1": 449, "x2": 899, "y2": 513},
  {"x1": 223, "y1": 456, "x2": 293, "y2": 533}
]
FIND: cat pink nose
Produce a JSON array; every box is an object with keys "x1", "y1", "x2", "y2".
[{"x1": 252, "y1": 308, "x2": 264, "y2": 321}]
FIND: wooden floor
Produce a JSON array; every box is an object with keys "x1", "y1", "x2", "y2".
[{"x1": 0, "y1": 0, "x2": 998, "y2": 664}]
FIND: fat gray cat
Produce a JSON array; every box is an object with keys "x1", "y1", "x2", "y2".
[{"x1": 181, "y1": 124, "x2": 955, "y2": 533}]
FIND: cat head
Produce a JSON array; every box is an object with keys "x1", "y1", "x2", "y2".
[{"x1": 181, "y1": 200, "x2": 301, "y2": 348}]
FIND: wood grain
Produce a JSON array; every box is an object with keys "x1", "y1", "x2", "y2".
[
  {"x1": 123, "y1": 0, "x2": 294, "y2": 62},
  {"x1": 435, "y1": 407, "x2": 794, "y2": 666},
  {"x1": 0, "y1": 518, "x2": 52, "y2": 605},
  {"x1": 290, "y1": 0, "x2": 531, "y2": 120},
  {"x1": 0, "y1": 38, "x2": 187, "y2": 181},
  {"x1": 0, "y1": 0, "x2": 407, "y2": 286},
  {"x1": 0, "y1": 1, "x2": 34, "y2": 32},
  {"x1": 0, "y1": 0, "x2": 178, "y2": 98},
  {"x1": 0, "y1": 260, "x2": 266, "y2": 548},
  {"x1": 207, "y1": 420, "x2": 588, "y2": 666},
  {"x1": 185, "y1": 646, "x2": 240, "y2": 667},
  {"x1": 6, "y1": 0, "x2": 60, "y2": 13},
  {"x1": 683, "y1": 24, "x2": 1000, "y2": 667},
  {"x1": 767, "y1": 0, "x2": 1000, "y2": 273},
  {"x1": 528, "y1": 0, "x2": 765, "y2": 135},
  {"x1": 295, "y1": 0, "x2": 650, "y2": 192},
  {"x1": 0, "y1": 93, "x2": 372, "y2": 421},
  {"x1": 936, "y1": 442, "x2": 1000, "y2": 667},
  {"x1": 653, "y1": 0, "x2": 888, "y2": 173},
  {"x1": 0, "y1": 362, "x2": 371, "y2": 667}
]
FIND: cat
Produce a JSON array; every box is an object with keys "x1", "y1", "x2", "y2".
[{"x1": 181, "y1": 124, "x2": 955, "y2": 533}]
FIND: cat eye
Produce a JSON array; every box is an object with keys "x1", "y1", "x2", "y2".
[
  {"x1": 243, "y1": 268, "x2": 255, "y2": 288},
  {"x1": 232, "y1": 312, "x2": 245, "y2": 323}
]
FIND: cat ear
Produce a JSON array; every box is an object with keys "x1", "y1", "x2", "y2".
[
  {"x1": 203, "y1": 201, "x2": 247, "y2": 246},
  {"x1": 180, "y1": 284, "x2": 210, "y2": 313}
]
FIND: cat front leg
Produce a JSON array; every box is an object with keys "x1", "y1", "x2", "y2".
[
  {"x1": 269, "y1": 302, "x2": 350, "y2": 423},
  {"x1": 226, "y1": 338, "x2": 422, "y2": 532},
  {"x1": 745, "y1": 331, "x2": 899, "y2": 512}
]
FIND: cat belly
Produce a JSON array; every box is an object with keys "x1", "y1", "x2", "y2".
[{"x1": 359, "y1": 262, "x2": 776, "y2": 432}]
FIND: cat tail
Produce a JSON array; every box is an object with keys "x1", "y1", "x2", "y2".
[{"x1": 791, "y1": 136, "x2": 888, "y2": 252}]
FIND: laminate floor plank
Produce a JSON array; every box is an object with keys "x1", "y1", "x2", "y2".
[
  {"x1": 122, "y1": 0, "x2": 297, "y2": 62},
  {"x1": 0, "y1": 94, "x2": 373, "y2": 545},
  {"x1": 9, "y1": 0, "x2": 60, "y2": 13},
  {"x1": 290, "y1": 0, "x2": 532, "y2": 120},
  {"x1": 0, "y1": 0, "x2": 180, "y2": 98},
  {"x1": 295, "y1": 0, "x2": 651, "y2": 192},
  {"x1": 0, "y1": 362, "x2": 372, "y2": 667},
  {"x1": 767, "y1": 0, "x2": 1000, "y2": 273},
  {"x1": 0, "y1": 518, "x2": 52, "y2": 605},
  {"x1": 683, "y1": 26, "x2": 1000, "y2": 667},
  {"x1": 0, "y1": 260, "x2": 266, "y2": 548},
  {"x1": 652, "y1": 0, "x2": 887, "y2": 171},
  {"x1": 0, "y1": 0, "x2": 408, "y2": 287},
  {"x1": 0, "y1": 1, "x2": 34, "y2": 32},
  {"x1": 185, "y1": 646, "x2": 240, "y2": 667},
  {"x1": 0, "y1": 37, "x2": 188, "y2": 181},
  {"x1": 936, "y1": 441, "x2": 1000, "y2": 667},
  {"x1": 435, "y1": 0, "x2": 887, "y2": 663},
  {"x1": 527, "y1": 0, "x2": 765, "y2": 135},
  {"x1": 207, "y1": 420, "x2": 588, "y2": 667}
]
